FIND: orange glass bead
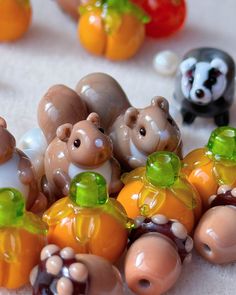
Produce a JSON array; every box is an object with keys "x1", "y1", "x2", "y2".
[
  {"x1": 78, "y1": 0, "x2": 148, "y2": 60},
  {"x1": 43, "y1": 172, "x2": 131, "y2": 263},
  {"x1": 0, "y1": 188, "x2": 47, "y2": 289},
  {"x1": 117, "y1": 152, "x2": 201, "y2": 233},
  {"x1": 0, "y1": 0, "x2": 32, "y2": 42},
  {"x1": 183, "y1": 127, "x2": 236, "y2": 210}
]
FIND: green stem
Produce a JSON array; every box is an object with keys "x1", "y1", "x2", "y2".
[{"x1": 80, "y1": 0, "x2": 150, "y2": 24}]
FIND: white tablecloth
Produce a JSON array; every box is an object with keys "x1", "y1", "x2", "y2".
[{"x1": 1, "y1": 0, "x2": 236, "y2": 294}]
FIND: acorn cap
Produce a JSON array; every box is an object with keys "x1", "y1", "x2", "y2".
[
  {"x1": 207, "y1": 127, "x2": 236, "y2": 161},
  {"x1": 69, "y1": 172, "x2": 108, "y2": 207},
  {"x1": 129, "y1": 216, "x2": 193, "y2": 263},
  {"x1": 79, "y1": 0, "x2": 150, "y2": 28},
  {"x1": 146, "y1": 151, "x2": 181, "y2": 188}
]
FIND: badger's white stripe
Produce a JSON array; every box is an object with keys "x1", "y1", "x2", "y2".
[
  {"x1": 190, "y1": 62, "x2": 212, "y2": 104},
  {"x1": 181, "y1": 61, "x2": 227, "y2": 105}
]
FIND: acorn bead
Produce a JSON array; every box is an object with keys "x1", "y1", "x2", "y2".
[
  {"x1": 125, "y1": 216, "x2": 193, "y2": 295},
  {"x1": 31, "y1": 245, "x2": 124, "y2": 295},
  {"x1": 194, "y1": 185, "x2": 236, "y2": 264}
]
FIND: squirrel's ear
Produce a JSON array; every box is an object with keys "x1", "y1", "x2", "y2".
[
  {"x1": 87, "y1": 112, "x2": 100, "y2": 127},
  {"x1": 180, "y1": 57, "x2": 197, "y2": 74},
  {"x1": 0, "y1": 117, "x2": 7, "y2": 128},
  {"x1": 124, "y1": 107, "x2": 139, "y2": 128},
  {"x1": 151, "y1": 96, "x2": 169, "y2": 113},
  {"x1": 56, "y1": 123, "x2": 73, "y2": 142}
]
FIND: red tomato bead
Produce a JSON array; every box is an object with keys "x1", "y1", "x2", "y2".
[{"x1": 132, "y1": 0, "x2": 187, "y2": 38}]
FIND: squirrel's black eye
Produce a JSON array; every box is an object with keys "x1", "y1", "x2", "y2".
[
  {"x1": 74, "y1": 139, "x2": 81, "y2": 148},
  {"x1": 98, "y1": 127, "x2": 105, "y2": 133},
  {"x1": 188, "y1": 77, "x2": 194, "y2": 84},
  {"x1": 139, "y1": 127, "x2": 146, "y2": 136}
]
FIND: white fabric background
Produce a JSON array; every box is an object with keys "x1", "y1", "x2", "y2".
[{"x1": 0, "y1": 0, "x2": 236, "y2": 294}]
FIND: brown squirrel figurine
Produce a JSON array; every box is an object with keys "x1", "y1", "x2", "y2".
[
  {"x1": 37, "y1": 74, "x2": 182, "y2": 173},
  {"x1": 38, "y1": 84, "x2": 88, "y2": 144},
  {"x1": 43, "y1": 112, "x2": 122, "y2": 200},
  {"x1": 38, "y1": 85, "x2": 122, "y2": 200},
  {"x1": 76, "y1": 73, "x2": 182, "y2": 170},
  {"x1": 0, "y1": 117, "x2": 47, "y2": 213}
]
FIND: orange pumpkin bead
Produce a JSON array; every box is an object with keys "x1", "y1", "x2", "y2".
[
  {"x1": 43, "y1": 172, "x2": 131, "y2": 263},
  {"x1": 117, "y1": 152, "x2": 201, "y2": 233},
  {"x1": 183, "y1": 127, "x2": 236, "y2": 211},
  {"x1": 78, "y1": 0, "x2": 148, "y2": 61},
  {"x1": 0, "y1": 188, "x2": 47, "y2": 289},
  {"x1": 0, "y1": 0, "x2": 32, "y2": 42}
]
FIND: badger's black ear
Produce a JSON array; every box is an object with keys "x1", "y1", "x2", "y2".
[
  {"x1": 180, "y1": 57, "x2": 197, "y2": 74},
  {"x1": 211, "y1": 58, "x2": 228, "y2": 75}
]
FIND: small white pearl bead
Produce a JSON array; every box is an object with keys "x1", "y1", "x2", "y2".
[
  {"x1": 18, "y1": 127, "x2": 48, "y2": 178},
  {"x1": 18, "y1": 127, "x2": 47, "y2": 152},
  {"x1": 153, "y1": 50, "x2": 180, "y2": 76}
]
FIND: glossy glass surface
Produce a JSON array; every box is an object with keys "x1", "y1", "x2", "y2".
[
  {"x1": 207, "y1": 127, "x2": 236, "y2": 162},
  {"x1": 0, "y1": 188, "x2": 47, "y2": 289},
  {"x1": 118, "y1": 152, "x2": 201, "y2": 233},
  {"x1": 78, "y1": 0, "x2": 146, "y2": 60},
  {"x1": 132, "y1": 0, "x2": 186, "y2": 38},
  {"x1": 183, "y1": 127, "x2": 236, "y2": 209},
  {"x1": 194, "y1": 206, "x2": 236, "y2": 264},
  {"x1": 43, "y1": 172, "x2": 130, "y2": 263}
]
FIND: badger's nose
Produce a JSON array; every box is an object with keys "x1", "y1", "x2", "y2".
[{"x1": 195, "y1": 89, "x2": 205, "y2": 99}]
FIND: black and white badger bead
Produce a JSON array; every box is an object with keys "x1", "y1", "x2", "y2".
[
  {"x1": 180, "y1": 57, "x2": 228, "y2": 105},
  {"x1": 174, "y1": 47, "x2": 235, "y2": 126}
]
